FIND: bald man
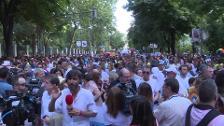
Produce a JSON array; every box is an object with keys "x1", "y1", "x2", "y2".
[
  {"x1": 119, "y1": 68, "x2": 131, "y2": 84},
  {"x1": 109, "y1": 68, "x2": 136, "y2": 88},
  {"x1": 109, "y1": 68, "x2": 137, "y2": 115}
]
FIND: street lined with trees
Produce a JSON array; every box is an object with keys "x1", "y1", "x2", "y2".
[
  {"x1": 127, "y1": 0, "x2": 224, "y2": 54},
  {"x1": 0, "y1": 0, "x2": 125, "y2": 56}
]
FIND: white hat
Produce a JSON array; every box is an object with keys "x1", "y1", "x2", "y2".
[{"x1": 165, "y1": 67, "x2": 177, "y2": 73}]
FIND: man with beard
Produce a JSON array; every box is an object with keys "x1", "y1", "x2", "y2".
[
  {"x1": 176, "y1": 65, "x2": 191, "y2": 96},
  {"x1": 49, "y1": 70, "x2": 97, "y2": 126}
]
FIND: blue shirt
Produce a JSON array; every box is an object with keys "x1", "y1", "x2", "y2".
[{"x1": 0, "y1": 80, "x2": 13, "y2": 97}]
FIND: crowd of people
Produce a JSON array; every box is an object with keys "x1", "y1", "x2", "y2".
[{"x1": 0, "y1": 51, "x2": 223, "y2": 126}]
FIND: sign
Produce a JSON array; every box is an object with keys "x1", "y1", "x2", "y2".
[
  {"x1": 192, "y1": 28, "x2": 201, "y2": 42},
  {"x1": 82, "y1": 41, "x2": 88, "y2": 47},
  {"x1": 149, "y1": 43, "x2": 158, "y2": 49},
  {"x1": 76, "y1": 41, "x2": 81, "y2": 47},
  {"x1": 191, "y1": 28, "x2": 209, "y2": 43}
]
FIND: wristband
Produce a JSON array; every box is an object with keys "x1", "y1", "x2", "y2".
[{"x1": 79, "y1": 111, "x2": 82, "y2": 116}]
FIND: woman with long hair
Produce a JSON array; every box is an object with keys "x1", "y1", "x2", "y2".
[
  {"x1": 92, "y1": 69, "x2": 103, "y2": 90},
  {"x1": 129, "y1": 96, "x2": 157, "y2": 126},
  {"x1": 138, "y1": 82, "x2": 153, "y2": 103},
  {"x1": 83, "y1": 72, "x2": 103, "y2": 104},
  {"x1": 104, "y1": 87, "x2": 132, "y2": 126},
  {"x1": 83, "y1": 71, "x2": 106, "y2": 125}
]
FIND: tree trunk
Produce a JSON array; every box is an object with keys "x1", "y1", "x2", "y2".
[
  {"x1": 0, "y1": 0, "x2": 17, "y2": 57},
  {"x1": 170, "y1": 30, "x2": 176, "y2": 55},
  {"x1": 166, "y1": 40, "x2": 170, "y2": 53},
  {"x1": 3, "y1": 20, "x2": 14, "y2": 57},
  {"x1": 36, "y1": 26, "x2": 42, "y2": 56},
  {"x1": 67, "y1": 27, "x2": 77, "y2": 56},
  {"x1": 69, "y1": 31, "x2": 74, "y2": 56},
  {"x1": 31, "y1": 34, "x2": 36, "y2": 56},
  {"x1": 163, "y1": 32, "x2": 170, "y2": 54}
]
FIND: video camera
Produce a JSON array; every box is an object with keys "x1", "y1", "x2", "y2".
[
  {"x1": 115, "y1": 81, "x2": 137, "y2": 115},
  {"x1": 0, "y1": 91, "x2": 41, "y2": 126},
  {"x1": 27, "y1": 77, "x2": 42, "y2": 97}
]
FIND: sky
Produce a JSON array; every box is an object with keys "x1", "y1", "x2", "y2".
[{"x1": 114, "y1": 0, "x2": 134, "y2": 35}]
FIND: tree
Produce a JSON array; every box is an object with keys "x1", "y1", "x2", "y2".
[
  {"x1": 110, "y1": 31, "x2": 125, "y2": 49},
  {"x1": 60, "y1": 0, "x2": 117, "y2": 53},
  {"x1": 0, "y1": 0, "x2": 18, "y2": 56},
  {"x1": 0, "y1": 0, "x2": 68, "y2": 56},
  {"x1": 183, "y1": 0, "x2": 224, "y2": 52},
  {"x1": 126, "y1": 0, "x2": 193, "y2": 55},
  {"x1": 1, "y1": 0, "x2": 119, "y2": 56}
]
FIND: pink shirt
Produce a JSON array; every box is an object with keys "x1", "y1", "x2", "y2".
[{"x1": 190, "y1": 107, "x2": 224, "y2": 126}]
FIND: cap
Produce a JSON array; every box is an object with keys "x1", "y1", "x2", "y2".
[{"x1": 165, "y1": 67, "x2": 177, "y2": 73}]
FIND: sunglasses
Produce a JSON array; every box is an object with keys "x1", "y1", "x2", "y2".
[
  {"x1": 143, "y1": 71, "x2": 150, "y2": 74},
  {"x1": 18, "y1": 83, "x2": 26, "y2": 86}
]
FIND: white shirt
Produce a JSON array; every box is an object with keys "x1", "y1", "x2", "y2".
[
  {"x1": 104, "y1": 111, "x2": 132, "y2": 126},
  {"x1": 176, "y1": 75, "x2": 190, "y2": 97},
  {"x1": 41, "y1": 90, "x2": 56, "y2": 126},
  {"x1": 55, "y1": 88, "x2": 97, "y2": 126},
  {"x1": 132, "y1": 74, "x2": 143, "y2": 88},
  {"x1": 47, "y1": 63, "x2": 54, "y2": 72},
  {"x1": 141, "y1": 77, "x2": 159, "y2": 97},
  {"x1": 151, "y1": 67, "x2": 165, "y2": 91},
  {"x1": 191, "y1": 63, "x2": 197, "y2": 75},
  {"x1": 101, "y1": 70, "x2": 109, "y2": 81},
  {"x1": 176, "y1": 74, "x2": 190, "y2": 89},
  {"x1": 189, "y1": 106, "x2": 224, "y2": 126},
  {"x1": 90, "y1": 103, "x2": 107, "y2": 125},
  {"x1": 150, "y1": 75, "x2": 161, "y2": 93},
  {"x1": 154, "y1": 95, "x2": 192, "y2": 126}
]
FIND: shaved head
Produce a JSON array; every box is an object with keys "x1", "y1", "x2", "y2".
[{"x1": 119, "y1": 68, "x2": 131, "y2": 83}]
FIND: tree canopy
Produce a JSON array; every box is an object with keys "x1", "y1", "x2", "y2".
[
  {"x1": 0, "y1": 0, "x2": 124, "y2": 56},
  {"x1": 126, "y1": 0, "x2": 224, "y2": 54}
]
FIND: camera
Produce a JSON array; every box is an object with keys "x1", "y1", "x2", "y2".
[
  {"x1": 0, "y1": 92, "x2": 41, "y2": 126},
  {"x1": 27, "y1": 78, "x2": 42, "y2": 97},
  {"x1": 115, "y1": 81, "x2": 137, "y2": 115}
]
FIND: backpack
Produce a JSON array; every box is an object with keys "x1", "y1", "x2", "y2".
[{"x1": 185, "y1": 104, "x2": 221, "y2": 126}]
